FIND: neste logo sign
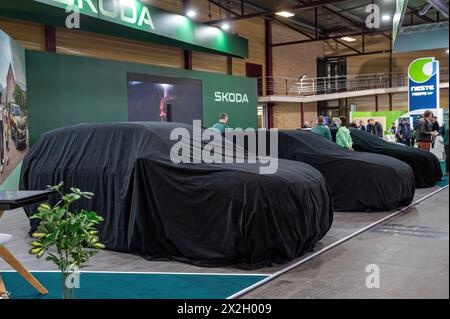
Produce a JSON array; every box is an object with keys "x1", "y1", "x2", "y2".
[
  {"x1": 215, "y1": 92, "x2": 249, "y2": 103},
  {"x1": 47, "y1": 0, "x2": 155, "y2": 30},
  {"x1": 408, "y1": 57, "x2": 440, "y2": 112}
]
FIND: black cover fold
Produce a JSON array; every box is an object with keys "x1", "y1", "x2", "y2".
[
  {"x1": 331, "y1": 128, "x2": 443, "y2": 188},
  {"x1": 278, "y1": 130, "x2": 415, "y2": 212},
  {"x1": 20, "y1": 122, "x2": 333, "y2": 269}
]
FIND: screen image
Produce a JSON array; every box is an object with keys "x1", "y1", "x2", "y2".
[
  {"x1": 127, "y1": 73, "x2": 203, "y2": 124},
  {"x1": 0, "y1": 29, "x2": 28, "y2": 188}
]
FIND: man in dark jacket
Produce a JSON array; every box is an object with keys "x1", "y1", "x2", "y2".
[
  {"x1": 366, "y1": 119, "x2": 376, "y2": 135},
  {"x1": 396, "y1": 117, "x2": 412, "y2": 146},
  {"x1": 431, "y1": 116, "x2": 440, "y2": 149},
  {"x1": 417, "y1": 110, "x2": 438, "y2": 151},
  {"x1": 358, "y1": 120, "x2": 366, "y2": 131},
  {"x1": 374, "y1": 121, "x2": 384, "y2": 138}
]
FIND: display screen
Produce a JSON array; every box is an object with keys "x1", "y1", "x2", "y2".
[{"x1": 127, "y1": 73, "x2": 203, "y2": 124}]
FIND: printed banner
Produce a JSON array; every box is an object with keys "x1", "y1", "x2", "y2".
[
  {"x1": 408, "y1": 57, "x2": 440, "y2": 112},
  {"x1": 0, "y1": 29, "x2": 28, "y2": 187}
]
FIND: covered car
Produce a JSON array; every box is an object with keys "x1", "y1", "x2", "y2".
[
  {"x1": 278, "y1": 130, "x2": 415, "y2": 212},
  {"x1": 331, "y1": 128, "x2": 443, "y2": 188},
  {"x1": 20, "y1": 122, "x2": 333, "y2": 269}
]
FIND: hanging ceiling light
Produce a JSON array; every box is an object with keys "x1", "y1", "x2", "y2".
[{"x1": 276, "y1": 11, "x2": 295, "y2": 18}]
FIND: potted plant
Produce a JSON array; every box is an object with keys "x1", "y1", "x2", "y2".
[{"x1": 29, "y1": 182, "x2": 105, "y2": 299}]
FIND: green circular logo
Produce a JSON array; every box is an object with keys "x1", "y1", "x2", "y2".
[{"x1": 409, "y1": 57, "x2": 435, "y2": 83}]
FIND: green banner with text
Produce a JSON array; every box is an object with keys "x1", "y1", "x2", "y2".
[{"x1": 0, "y1": 0, "x2": 248, "y2": 58}]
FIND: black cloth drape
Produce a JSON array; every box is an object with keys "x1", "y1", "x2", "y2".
[
  {"x1": 331, "y1": 128, "x2": 443, "y2": 188},
  {"x1": 278, "y1": 130, "x2": 415, "y2": 212},
  {"x1": 20, "y1": 122, "x2": 333, "y2": 269}
]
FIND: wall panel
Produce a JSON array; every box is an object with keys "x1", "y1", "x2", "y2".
[
  {"x1": 272, "y1": 102, "x2": 317, "y2": 129},
  {"x1": 0, "y1": 17, "x2": 45, "y2": 51},
  {"x1": 56, "y1": 28, "x2": 184, "y2": 68}
]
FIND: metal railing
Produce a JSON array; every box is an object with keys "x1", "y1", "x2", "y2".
[{"x1": 263, "y1": 68, "x2": 449, "y2": 96}]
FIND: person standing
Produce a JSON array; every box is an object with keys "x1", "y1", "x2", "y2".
[
  {"x1": 302, "y1": 121, "x2": 312, "y2": 129},
  {"x1": 3, "y1": 108, "x2": 9, "y2": 167},
  {"x1": 431, "y1": 116, "x2": 440, "y2": 149},
  {"x1": 212, "y1": 113, "x2": 230, "y2": 133},
  {"x1": 417, "y1": 110, "x2": 438, "y2": 151},
  {"x1": 442, "y1": 121, "x2": 449, "y2": 176},
  {"x1": 366, "y1": 119, "x2": 376, "y2": 135},
  {"x1": 311, "y1": 116, "x2": 332, "y2": 140},
  {"x1": 336, "y1": 116, "x2": 353, "y2": 150},
  {"x1": 329, "y1": 118, "x2": 336, "y2": 128},
  {"x1": 358, "y1": 120, "x2": 366, "y2": 131},
  {"x1": 375, "y1": 121, "x2": 384, "y2": 138},
  {"x1": 396, "y1": 118, "x2": 412, "y2": 146},
  {"x1": 389, "y1": 122, "x2": 397, "y2": 135},
  {"x1": 0, "y1": 104, "x2": 3, "y2": 174}
]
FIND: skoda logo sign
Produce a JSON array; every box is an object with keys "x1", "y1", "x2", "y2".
[
  {"x1": 215, "y1": 92, "x2": 249, "y2": 103},
  {"x1": 50, "y1": 0, "x2": 155, "y2": 30}
]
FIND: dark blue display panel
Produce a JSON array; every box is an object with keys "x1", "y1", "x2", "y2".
[{"x1": 127, "y1": 73, "x2": 203, "y2": 124}]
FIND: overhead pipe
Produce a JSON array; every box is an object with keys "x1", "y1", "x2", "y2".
[
  {"x1": 419, "y1": 2, "x2": 433, "y2": 16},
  {"x1": 427, "y1": 0, "x2": 449, "y2": 18}
]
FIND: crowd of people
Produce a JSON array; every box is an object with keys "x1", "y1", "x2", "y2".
[
  {"x1": 310, "y1": 116, "x2": 354, "y2": 150},
  {"x1": 213, "y1": 111, "x2": 448, "y2": 177},
  {"x1": 309, "y1": 110, "x2": 449, "y2": 176}
]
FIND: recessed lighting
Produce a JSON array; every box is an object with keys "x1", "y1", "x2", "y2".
[
  {"x1": 446, "y1": 49, "x2": 449, "y2": 54},
  {"x1": 186, "y1": 10, "x2": 197, "y2": 18},
  {"x1": 382, "y1": 15, "x2": 392, "y2": 21},
  {"x1": 276, "y1": 11, "x2": 295, "y2": 18},
  {"x1": 341, "y1": 37, "x2": 357, "y2": 42},
  {"x1": 221, "y1": 22, "x2": 231, "y2": 31}
]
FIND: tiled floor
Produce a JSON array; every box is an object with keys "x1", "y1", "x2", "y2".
[
  {"x1": 0, "y1": 186, "x2": 447, "y2": 298},
  {"x1": 242, "y1": 188, "x2": 449, "y2": 299}
]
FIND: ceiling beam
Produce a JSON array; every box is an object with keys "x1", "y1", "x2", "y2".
[
  {"x1": 325, "y1": 50, "x2": 392, "y2": 59},
  {"x1": 205, "y1": 0, "x2": 349, "y2": 25},
  {"x1": 407, "y1": 5, "x2": 435, "y2": 23},
  {"x1": 274, "y1": 23, "x2": 361, "y2": 54},
  {"x1": 226, "y1": 0, "x2": 325, "y2": 33},
  {"x1": 272, "y1": 28, "x2": 392, "y2": 47},
  {"x1": 321, "y1": 5, "x2": 364, "y2": 30},
  {"x1": 208, "y1": 0, "x2": 318, "y2": 40},
  {"x1": 210, "y1": 0, "x2": 361, "y2": 54},
  {"x1": 208, "y1": 0, "x2": 241, "y2": 17},
  {"x1": 283, "y1": 0, "x2": 361, "y2": 53},
  {"x1": 274, "y1": 19, "x2": 315, "y2": 40},
  {"x1": 334, "y1": 39, "x2": 361, "y2": 54}
]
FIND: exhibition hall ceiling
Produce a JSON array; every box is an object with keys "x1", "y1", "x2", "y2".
[{"x1": 213, "y1": 0, "x2": 448, "y2": 36}]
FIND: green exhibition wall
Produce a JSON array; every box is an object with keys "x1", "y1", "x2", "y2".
[{"x1": 26, "y1": 50, "x2": 258, "y2": 145}]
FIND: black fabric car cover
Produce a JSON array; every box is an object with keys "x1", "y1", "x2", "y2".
[
  {"x1": 277, "y1": 130, "x2": 415, "y2": 212},
  {"x1": 20, "y1": 122, "x2": 333, "y2": 269},
  {"x1": 331, "y1": 128, "x2": 443, "y2": 188}
]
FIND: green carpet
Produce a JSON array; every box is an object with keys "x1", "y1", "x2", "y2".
[
  {"x1": 437, "y1": 161, "x2": 449, "y2": 188},
  {"x1": 0, "y1": 271, "x2": 267, "y2": 299}
]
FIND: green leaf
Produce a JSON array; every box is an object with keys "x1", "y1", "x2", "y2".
[
  {"x1": 29, "y1": 247, "x2": 43, "y2": 255},
  {"x1": 93, "y1": 243, "x2": 105, "y2": 249},
  {"x1": 31, "y1": 241, "x2": 43, "y2": 247},
  {"x1": 37, "y1": 225, "x2": 48, "y2": 233},
  {"x1": 31, "y1": 232, "x2": 47, "y2": 238},
  {"x1": 37, "y1": 203, "x2": 52, "y2": 213},
  {"x1": 48, "y1": 182, "x2": 64, "y2": 192}
]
